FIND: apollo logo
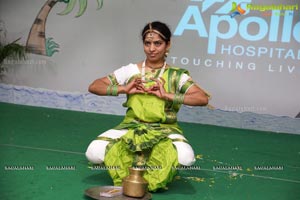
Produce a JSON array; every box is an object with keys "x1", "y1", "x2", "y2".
[{"x1": 174, "y1": 0, "x2": 300, "y2": 55}]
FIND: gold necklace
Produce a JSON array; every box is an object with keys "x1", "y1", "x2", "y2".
[
  {"x1": 141, "y1": 60, "x2": 166, "y2": 81},
  {"x1": 146, "y1": 62, "x2": 165, "y2": 73}
]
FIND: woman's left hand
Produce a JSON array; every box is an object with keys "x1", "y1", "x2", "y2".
[{"x1": 146, "y1": 77, "x2": 167, "y2": 99}]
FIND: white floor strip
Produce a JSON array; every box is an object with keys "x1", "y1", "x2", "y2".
[
  {"x1": 200, "y1": 168, "x2": 300, "y2": 184},
  {"x1": 0, "y1": 143, "x2": 85, "y2": 155}
]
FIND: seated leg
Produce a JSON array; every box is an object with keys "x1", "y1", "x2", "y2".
[
  {"x1": 85, "y1": 129, "x2": 127, "y2": 164},
  {"x1": 168, "y1": 134, "x2": 196, "y2": 166}
]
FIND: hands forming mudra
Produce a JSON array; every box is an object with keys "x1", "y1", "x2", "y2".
[{"x1": 125, "y1": 77, "x2": 167, "y2": 99}]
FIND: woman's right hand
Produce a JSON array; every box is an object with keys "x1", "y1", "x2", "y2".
[{"x1": 124, "y1": 78, "x2": 146, "y2": 94}]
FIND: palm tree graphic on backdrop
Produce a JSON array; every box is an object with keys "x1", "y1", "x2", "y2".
[{"x1": 26, "y1": 0, "x2": 103, "y2": 57}]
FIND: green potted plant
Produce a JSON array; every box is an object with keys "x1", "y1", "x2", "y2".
[{"x1": 0, "y1": 38, "x2": 26, "y2": 77}]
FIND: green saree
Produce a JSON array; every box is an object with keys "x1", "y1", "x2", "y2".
[{"x1": 102, "y1": 67, "x2": 194, "y2": 191}]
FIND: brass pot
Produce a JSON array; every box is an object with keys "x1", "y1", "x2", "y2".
[{"x1": 122, "y1": 167, "x2": 148, "y2": 197}]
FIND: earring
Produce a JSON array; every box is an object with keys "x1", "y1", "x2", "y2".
[{"x1": 165, "y1": 49, "x2": 170, "y2": 57}]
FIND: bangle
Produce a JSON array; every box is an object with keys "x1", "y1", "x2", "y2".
[
  {"x1": 106, "y1": 85, "x2": 118, "y2": 96},
  {"x1": 111, "y1": 85, "x2": 118, "y2": 96},
  {"x1": 106, "y1": 85, "x2": 112, "y2": 95},
  {"x1": 173, "y1": 93, "x2": 184, "y2": 105}
]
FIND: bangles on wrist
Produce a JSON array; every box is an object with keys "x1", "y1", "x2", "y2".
[
  {"x1": 106, "y1": 85, "x2": 118, "y2": 96},
  {"x1": 173, "y1": 93, "x2": 185, "y2": 104}
]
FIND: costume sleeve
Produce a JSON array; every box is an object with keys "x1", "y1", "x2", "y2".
[
  {"x1": 178, "y1": 73, "x2": 194, "y2": 94},
  {"x1": 107, "y1": 63, "x2": 140, "y2": 85},
  {"x1": 179, "y1": 73, "x2": 211, "y2": 99}
]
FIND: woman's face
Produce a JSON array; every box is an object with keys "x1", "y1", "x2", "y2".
[{"x1": 143, "y1": 32, "x2": 170, "y2": 63}]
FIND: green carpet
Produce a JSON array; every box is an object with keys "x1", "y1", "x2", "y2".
[{"x1": 0, "y1": 102, "x2": 299, "y2": 200}]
